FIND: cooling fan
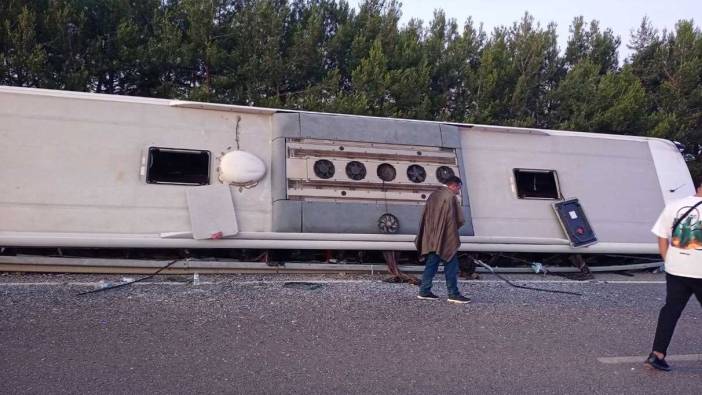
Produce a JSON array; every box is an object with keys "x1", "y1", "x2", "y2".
[
  {"x1": 313, "y1": 159, "x2": 335, "y2": 179},
  {"x1": 406, "y1": 164, "x2": 426, "y2": 183},
  {"x1": 378, "y1": 213, "x2": 400, "y2": 234},
  {"x1": 345, "y1": 161, "x2": 367, "y2": 180},
  {"x1": 435, "y1": 166, "x2": 455, "y2": 183}
]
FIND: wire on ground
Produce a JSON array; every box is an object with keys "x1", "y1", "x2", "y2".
[
  {"x1": 76, "y1": 259, "x2": 183, "y2": 296},
  {"x1": 474, "y1": 259, "x2": 582, "y2": 296}
]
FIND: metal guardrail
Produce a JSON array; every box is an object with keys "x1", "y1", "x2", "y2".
[{"x1": 0, "y1": 255, "x2": 663, "y2": 275}]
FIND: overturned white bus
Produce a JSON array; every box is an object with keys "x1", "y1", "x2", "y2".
[{"x1": 0, "y1": 86, "x2": 693, "y2": 273}]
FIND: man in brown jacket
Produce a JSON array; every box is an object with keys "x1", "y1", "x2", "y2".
[{"x1": 415, "y1": 176, "x2": 470, "y2": 303}]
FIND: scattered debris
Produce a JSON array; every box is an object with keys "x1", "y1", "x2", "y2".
[
  {"x1": 613, "y1": 271, "x2": 635, "y2": 277},
  {"x1": 282, "y1": 282, "x2": 324, "y2": 291},
  {"x1": 97, "y1": 280, "x2": 115, "y2": 290},
  {"x1": 382, "y1": 276, "x2": 420, "y2": 285},
  {"x1": 458, "y1": 253, "x2": 481, "y2": 279},
  {"x1": 382, "y1": 251, "x2": 420, "y2": 285},
  {"x1": 530, "y1": 262, "x2": 545, "y2": 274},
  {"x1": 568, "y1": 254, "x2": 594, "y2": 280}
]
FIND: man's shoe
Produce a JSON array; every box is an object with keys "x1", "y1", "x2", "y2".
[
  {"x1": 447, "y1": 294, "x2": 471, "y2": 304},
  {"x1": 644, "y1": 352, "x2": 671, "y2": 371},
  {"x1": 417, "y1": 292, "x2": 439, "y2": 300}
]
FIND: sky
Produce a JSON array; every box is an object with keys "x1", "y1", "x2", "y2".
[{"x1": 346, "y1": 0, "x2": 701, "y2": 61}]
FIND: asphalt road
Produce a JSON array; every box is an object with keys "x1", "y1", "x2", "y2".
[{"x1": 1, "y1": 272, "x2": 701, "y2": 394}]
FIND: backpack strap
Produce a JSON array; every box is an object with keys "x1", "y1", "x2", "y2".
[{"x1": 671, "y1": 200, "x2": 702, "y2": 233}]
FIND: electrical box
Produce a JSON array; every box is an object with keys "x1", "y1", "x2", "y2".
[{"x1": 552, "y1": 199, "x2": 597, "y2": 248}]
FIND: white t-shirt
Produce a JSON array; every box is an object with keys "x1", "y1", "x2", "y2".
[{"x1": 651, "y1": 195, "x2": 702, "y2": 279}]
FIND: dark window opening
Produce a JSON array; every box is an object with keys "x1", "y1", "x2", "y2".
[
  {"x1": 514, "y1": 169, "x2": 560, "y2": 199},
  {"x1": 147, "y1": 147, "x2": 210, "y2": 185}
]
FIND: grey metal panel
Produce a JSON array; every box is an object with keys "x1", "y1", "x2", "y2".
[
  {"x1": 271, "y1": 113, "x2": 475, "y2": 236},
  {"x1": 186, "y1": 185, "x2": 239, "y2": 239},
  {"x1": 272, "y1": 200, "x2": 302, "y2": 232},
  {"x1": 455, "y1": 148, "x2": 475, "y2": 236},
  {"x1": 439, "y1": 124, "x2": 462, "y2": 148},
  {"x1": 270, "y1": 138, "x2": 287, "y2": 202},
  {"x1": 458, "y1": 206, "x2": 473, "y2": 236},
  {"x1": 299, "y1": 113, "x2": 443, "y2": 146},
  {"x1": 272, "y1": 112, "x2": 301, "y2": 139},
  {"x1": 300, "y1": 201, "x2": 474, "y2": 236},
  {"x1": 301, "y1": 202, "x2": 424, "y2": 234}
]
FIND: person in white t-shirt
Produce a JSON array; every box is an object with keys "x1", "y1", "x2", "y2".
[{"x1": 645, "y1": 176, "x2": 702, "y2": 371}]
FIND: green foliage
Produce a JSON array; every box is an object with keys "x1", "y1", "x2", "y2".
[
  {"x1": 565, "y1": 16, "x2": 620, "y2": 74},
  {"x1": 1, "y1": 6, "x2": 48, "y2": 87},
  {"x1": 551, "y1": 62, "x2": 647, "y2": 134},
  {"x1": 0, "y1": 1, "x2": 700, "y2": 175}
]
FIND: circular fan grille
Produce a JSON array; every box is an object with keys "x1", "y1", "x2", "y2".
[
  {"x1": 377, "y1": 163, "x2": 396, "y2": 182},
  {"x1": 313, "y1": 159, "x2": 335, "y2": 179},
  {"x1": 378, "y1": 213, "x2": 400, "y2": 234},
  {"x1": 406, "y1": 164, "x2": 426, "y2": 183},
  {"x1": 345, "y1": 161, "x2": 367, "y2": 180},
  {"x1": 436, "y1": 166, "x2": 455, "y2": 184}
]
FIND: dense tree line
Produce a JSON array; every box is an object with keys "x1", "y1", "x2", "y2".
[{"x1": 1, "y1": 0, "x2": 700, "y2": 176}]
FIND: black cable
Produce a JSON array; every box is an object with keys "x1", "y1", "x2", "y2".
[
  {"x1": 77, "y1": 258, "x2": 182, "y2": 296},
  {"x1": 474, "y1": 259, "x2": 583, "y2": 296}
]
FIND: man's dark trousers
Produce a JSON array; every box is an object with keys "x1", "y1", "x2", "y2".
[
  {"x1": 419, "y1": 252, "x2": 460, "y2": 297},
  {"x1": 652, "y1": 273, "x2": 702, "y2": 354}
]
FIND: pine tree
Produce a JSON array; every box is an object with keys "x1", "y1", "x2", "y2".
[
  {"x1": 1, "y1": 6, "x2": 48, "y2": 87},
  {"x1": 473, "y1": 27, "x2": 513, "y2": 124},
  {"x1": 507, "y1": 14, "x2": 561, "y2": 127},
  {"x1": 565, "y1": 16, "x2": 620, "y2": 74},
  {"x1": 349, "y1": 38, "x2": 389, "y2": 115}
]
